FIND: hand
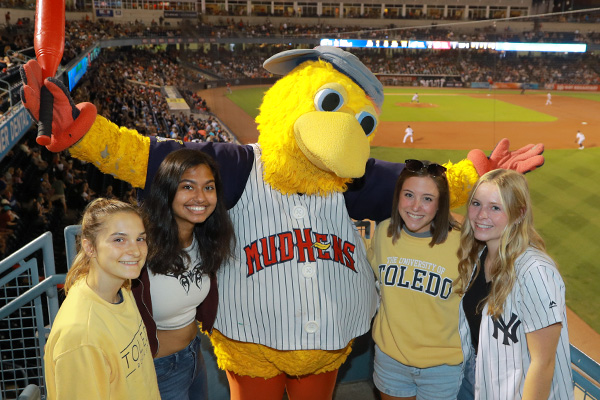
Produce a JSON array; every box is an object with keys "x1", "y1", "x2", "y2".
[
  {"x1": 467, "y1": 138, "x2": 545, "y2": 176},
  {"x1": 20, "y1": 59, "x2": 97, "y2": 152}
]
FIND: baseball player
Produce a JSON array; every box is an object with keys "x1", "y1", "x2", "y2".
[
  {"x1": 456, "y1": 170, "x2": 574, "y2": 400},
  {"x1": 411, "y1": 93, "x2": 419, "y2": 103},
  {"x1": 575, "y1": 130, "x2": 585, "y2": 150},
  {"x1": 546, "y1": 92, "x2": 552, "y2": 105},
  {"x1": 403, "y1": 125, "x2": 414, "y2": 143}
]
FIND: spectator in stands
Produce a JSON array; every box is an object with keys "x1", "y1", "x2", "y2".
[
  {"x1": 50, "y1": 172, "x2": 68, "y2": 213},
  {"x1": 3, "y1": 166, "x2": 13, "y2": 186},
  {"x1": 31, "y1": 147, "x2": 48, "y2": 171},
  {"x1": 0, "y1": 200, "x2": 17, "y2": 231},
  {"x1": 2, "y1": 184, "x2": 18, "y2": 212},
  {"x1": 12, "y1": 167, "x2": 22, "y2": 186},
  {"x1": 44, "y1": 198, "x2": 160, "y2": 399}
]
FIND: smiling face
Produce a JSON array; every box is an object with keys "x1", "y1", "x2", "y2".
[
  {"x1": 85, "y1": 211, "x2": 147, "y2": 289},
  {"x1": 172, "y1": 164, "x2": 217, "y2": 242},
  {"x1": 468, "y1": 182, "x2": 509, "y2": 253},
  {"x1": 398, "y1": 176, "x2": 440, "y2": 234}
]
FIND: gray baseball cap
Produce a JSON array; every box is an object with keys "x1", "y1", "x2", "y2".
[{"x1": 263, "y1": 46, "x2": 384, "y2": 110}]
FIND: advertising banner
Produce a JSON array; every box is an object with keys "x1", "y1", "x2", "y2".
[{"x1": 0, "y1": 105, "x2": 34, "y2": 161}]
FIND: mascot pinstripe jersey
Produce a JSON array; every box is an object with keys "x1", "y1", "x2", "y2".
[{"x1": 217, "y1": 145, "x2": 378, "y2": 350}]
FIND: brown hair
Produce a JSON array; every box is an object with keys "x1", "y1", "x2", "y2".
[
  {"x1": 64, "y1": 198, "x2": 143, "y2": 294},
  {"x1": 387, "y1": 160, "x2": 459, "y2": 246}
]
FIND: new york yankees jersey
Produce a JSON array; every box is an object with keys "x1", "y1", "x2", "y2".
[
  {"x1": 458, "y1": 247, "x2": 574, "y2": 400},
  {"x1": 214, "y1": 144, "x2": 378, "y2": 351}
]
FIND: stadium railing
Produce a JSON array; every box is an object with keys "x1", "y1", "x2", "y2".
[
  {"x1": 0, "y1": 232, "x2": 63, "y2": 400},
  {"x1": 1, "y1": 228, "x2": 599, "y2": 399}
]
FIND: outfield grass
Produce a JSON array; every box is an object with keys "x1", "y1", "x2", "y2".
[
  {"x1": 228, "y1": 87, "x2": 600, "y2": 332},
  {"x1": 227, "y1": 87, "x2": 558, "y2": 122},
  {"x1": 227, "y1": 88, "x2": 267, "y2": 119},
  {"x1": 380, "y1": 94, "x2": 555, "y2": 122},
  {"x1": 371, "y1": 146, "x2": 600, "y2": 333}
]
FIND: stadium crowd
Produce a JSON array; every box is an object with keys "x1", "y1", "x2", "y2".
[
  {"x1": 1, "y1": 13, "x2": 600, "y2": 260},
  {"x1": 0, "y1": 17, "x2": 598, "y2": 89}
]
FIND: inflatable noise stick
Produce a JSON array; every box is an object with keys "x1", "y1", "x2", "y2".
[{"x1": 34, "y1": 0, "x2": 65, "y2": 146}]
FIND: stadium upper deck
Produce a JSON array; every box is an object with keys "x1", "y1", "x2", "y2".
[{"x1": 1, "y1": 0, "x2": 599, "y2": 37}]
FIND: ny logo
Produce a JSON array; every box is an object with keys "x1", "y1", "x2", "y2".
[{"x1": 492, "y1": 313, "x2": 522, "y2": 345}]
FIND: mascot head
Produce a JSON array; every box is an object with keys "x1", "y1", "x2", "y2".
[{"x1": 256, "y1": 46, "x2": 384, "y2": 196}]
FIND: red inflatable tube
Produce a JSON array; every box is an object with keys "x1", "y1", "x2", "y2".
[
  {"x1": 34, "y1": 0, "x2": 65, "y2": 80},
  {"x1": 33, "y1": 0, "x2": 65, "y2": 145}
]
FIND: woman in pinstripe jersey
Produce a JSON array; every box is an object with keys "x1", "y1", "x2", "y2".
[{"x1": 455, "y1": 170, "x2": 574, "y2": 400}]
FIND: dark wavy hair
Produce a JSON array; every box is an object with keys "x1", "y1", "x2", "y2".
[
  {"x1": 387, "y1": 160, "x2": 459, "y2": 247},
  {"x1": 142, "y1": 149, "x2": 235, "y2": 277}
]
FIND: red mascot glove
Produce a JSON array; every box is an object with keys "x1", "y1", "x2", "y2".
[
  {"x1": 20, "y1": 59, "x2": 97, "y2": 152},
  {"x1": 467, "y1": 138, "x2": 544, "y2": 176}
]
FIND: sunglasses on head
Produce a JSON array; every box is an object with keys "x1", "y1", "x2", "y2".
[{"x1": 404, "y1": 159, "x2": 447, "y2": 177}]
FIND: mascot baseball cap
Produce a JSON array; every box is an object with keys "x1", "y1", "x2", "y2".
[{"x1": 263, "y1": 46, "x2": 384, "y2": 110}]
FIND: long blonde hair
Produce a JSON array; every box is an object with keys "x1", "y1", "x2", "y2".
[
  {"x1": 64, "y1": 198, "x2": 143, "y2": 295},
  {"x1": 455, "y1": 169, "x2": 547, "y2": 318}
]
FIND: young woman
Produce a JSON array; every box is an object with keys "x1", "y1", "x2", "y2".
[
  {"x1": 133, "y1": 149, "x2": 235, "y2": 400},
  {"x1": 455, "y1": 169, "x2": 574, "y2": 400},
  {"x1": 368, "y1": 159, "x2": 464, "y2": 400},
  {"x1": 44, "y1": 198, "x2": 160, "y2": 400}
]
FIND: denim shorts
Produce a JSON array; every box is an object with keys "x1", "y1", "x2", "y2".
[
  {"x1": 154, "y1": 334, "x2": 207, "y2": 400},
  {"x1": 457, "y1": 347, "x2": 476, "y2": 400},
  {"x1": 373, "y1": 344, "x2": 462, "y2": 400}
]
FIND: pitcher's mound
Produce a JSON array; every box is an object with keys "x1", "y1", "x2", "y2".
[{"x1": 395, "y1": 103, "x2": 438, "y2": 108}]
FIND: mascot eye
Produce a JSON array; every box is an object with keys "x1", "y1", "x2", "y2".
[
  {"x1": 314, "y1": 88, "x2": 343, "y2": 112},
  {"x1": 356, "y1": 111, "x2": 377, "y2": 136}
]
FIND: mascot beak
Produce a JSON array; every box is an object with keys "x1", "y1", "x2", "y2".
[{"x1": 293, "y1": 111, "x2": 370, "y2": 178}]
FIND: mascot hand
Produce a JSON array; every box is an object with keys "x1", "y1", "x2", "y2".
[
  {"x1": 467, "y1": 138, "x2": 544, "y2": 176},
  {"x1": 20, "y1": 59, "x2": 97, "y2": 152}
]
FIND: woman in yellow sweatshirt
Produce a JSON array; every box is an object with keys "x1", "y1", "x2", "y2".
[
  {"x1": 368, "y1": 160, "x2": 463, "y2": 400},
  {"x1": 44, "y1": 198, "x2": 160, "y2": 400}
]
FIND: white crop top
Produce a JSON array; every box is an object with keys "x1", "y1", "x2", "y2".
[{"x1": 149, "y1": 238, "x2": 210, "y2": 330}]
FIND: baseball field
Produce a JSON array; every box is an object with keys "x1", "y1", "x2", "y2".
[{"x1": 200, "y1": 86, "x2": 600, "y2": 343}]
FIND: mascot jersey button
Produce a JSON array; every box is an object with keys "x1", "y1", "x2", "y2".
[
  {"x1": 305, "y1": 321, "x2": 319, "y2": 334},
  {"x1": 292, "y1": 205, "x2": 307, "y2": 219},
  {"x1": 302, "y1": 264, "x2": 316, "y2": 278}
]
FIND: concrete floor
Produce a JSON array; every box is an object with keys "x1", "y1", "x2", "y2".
[
  {"x1": 282, "y1": 380, "x2": 379, "y2": 400},
  {"x1": 333, "y1": 381, "x2": 379, "y2": 400}
]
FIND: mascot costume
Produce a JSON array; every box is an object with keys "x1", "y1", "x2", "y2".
[{"x1": 21, "y1": 45, "x2": 544, "y2": 399}]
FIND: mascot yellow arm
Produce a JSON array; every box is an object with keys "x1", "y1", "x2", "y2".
[
  {"x1": 444, "y1": 159, "x2": 479, "y2": 210},
  {"x1": 67, "y1": 115, "x2": 478, "y2": 209},
  {"x1": 69, "y1": 115, "x2": 150, "y2": 189}
]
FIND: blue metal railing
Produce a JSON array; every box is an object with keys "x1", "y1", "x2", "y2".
[
  {"x1": 0, "y1": 232, "x2": 62, "y2": 400},
  {"x1": 1, "y1": 229, "x2": 600, "y2": 399}
]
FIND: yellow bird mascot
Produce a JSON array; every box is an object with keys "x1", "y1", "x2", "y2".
[{"x1": 21, "y1": 46, "x2": 544, "y2": 400}]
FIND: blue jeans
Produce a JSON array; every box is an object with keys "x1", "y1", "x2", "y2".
[
  {"x1": 457, "y1": 347, "x2": 476, "y2": 400},
  {"x1": 154, "y1": 334, "x2": 207, "y2": 400}
]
